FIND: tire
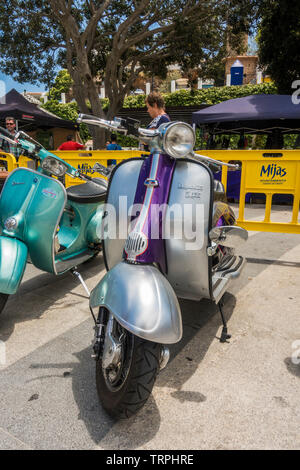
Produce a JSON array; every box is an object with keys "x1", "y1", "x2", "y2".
[
  {"x1": 0, "y1": 293, "x2": 9, "y2": 316},
  {"x1": 96, "y1": 320, "x2": 161, "y2": 418}
]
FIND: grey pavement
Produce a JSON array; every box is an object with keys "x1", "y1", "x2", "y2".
[{"x1": 0, "y1": 204, "x2": 299, "y2": 450}]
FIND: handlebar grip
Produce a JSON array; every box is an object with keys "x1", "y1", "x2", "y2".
[
  {"x1": 79, "y1": 114, "x2": 99, "y2": 121},
  {"x1": 0, "y1": 126, "x2": 14, "y2": 139},
  {"x1": 77, "y1": 114, "x2": 103, "y2": 124}
]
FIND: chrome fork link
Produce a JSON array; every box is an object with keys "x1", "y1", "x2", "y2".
[{"x1": 92, "y1": 307, "x2": 108, "y2": 360}]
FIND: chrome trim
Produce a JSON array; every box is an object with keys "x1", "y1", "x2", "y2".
[
  {"x1": 191, "y1": 152, "x2": 239, "y2": 170},
  {"x1": 212, "y1": 256, "x2": 246, "y2": 304},
  {"x1": 144, "y1": 178, "x2": 159, "y2": 187},
  {"x1": 77, "y1": 114, "x2": 127, "y2": 134},
  {"x1": 125, "y1": 152, "x2": 160, "y2": 262},
  {"x1": 159, "y1": 346, "x2": 170, "y2": 370},
  {"x1": 102, "y1": 313, "x2": 122, "y2": 371},
  {"x1": 162, "y1": 122, "x2": 195, "y2": 159}
]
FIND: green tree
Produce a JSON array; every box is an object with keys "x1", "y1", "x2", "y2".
[
  {"x1": 258, "y1": 0, "x2": 300, "y2": 93},
  {"x1": 48, "y1": 69, "x2": 73, "y2": 101},
  {"x1": 0, "y1": 1, "x2": 259, "y2": 147}
]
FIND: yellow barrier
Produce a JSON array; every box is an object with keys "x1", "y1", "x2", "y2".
[
  {"x1": 197, "y1": 150, "x2": 300, "y2": 234},
  {"x1": 54, "y1": 149, "x2": 144, "y2": 186},
  {"x1": 0, "y1": 152, "x2": 17, "y2": 172},
  {"x1": 3, "y1": 148, "x2": 300, "y2": 234}
]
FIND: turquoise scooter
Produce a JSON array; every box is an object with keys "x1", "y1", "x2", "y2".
[{"x1": 0, "y1": 127, "x2": 109, "y2": 316}]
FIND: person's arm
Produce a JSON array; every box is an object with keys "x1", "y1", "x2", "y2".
[{"x1": 75, "y1": 142, "x2": 85, "y2": 150}]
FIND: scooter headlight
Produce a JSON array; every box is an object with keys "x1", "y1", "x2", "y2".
[
  {"x1": 162, "y1": 122, "x2": 195, "y2": 159},
  {"x1": 41, "y1": 156, "x2": 68, "y2": 177}
]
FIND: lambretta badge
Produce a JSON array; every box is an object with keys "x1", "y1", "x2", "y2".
[
  {"x1": 42, "y1": 188, "x2": 57, "y2": 199},
  {"x1": 12, "y1": 181, "x2": 25, "y2": 186},
  {"x1": 178, "y1": 183, "x2": 203, "y2": 191}
]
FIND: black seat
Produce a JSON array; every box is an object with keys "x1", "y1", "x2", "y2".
[{"x1": 66, "y1": 178, "x2": 107, "y2": 204}]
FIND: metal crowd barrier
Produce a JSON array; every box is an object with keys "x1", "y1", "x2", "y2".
[
  {"x1": 0, "y1": 152, "x2": 17, "y2": 172},
  {"x1": 197, "y1": 150, "x2": 300, "y2": 234},
  {"x1": 2, "y1": 149, "x2": 300, "y2": 234},
  {"x1": 54, "y1": 149, "x2": 143, "y2": 186}
]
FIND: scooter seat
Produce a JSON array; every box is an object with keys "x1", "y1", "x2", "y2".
[{"x1": 66, "y1": 178, "x2": 107, "y2": 204}]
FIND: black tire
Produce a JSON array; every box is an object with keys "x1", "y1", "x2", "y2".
[
  {"x1": 96, "y1": 325, "x2": 161, "y2": 418},
  {"x1": 0, "y1": 294, "x2": 9, "y2": 316}
]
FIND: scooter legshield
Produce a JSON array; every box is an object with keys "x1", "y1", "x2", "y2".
[
  {"x1": 0, "y1": 237, "x2": 28, "y2": 294},
  {"x1": 90, "y1": 262, "x2": 182, "y2": 344}
]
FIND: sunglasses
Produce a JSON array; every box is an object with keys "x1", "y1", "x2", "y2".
[{"x1": 6, "y1": 123, "x2": 15, "y2": 126}]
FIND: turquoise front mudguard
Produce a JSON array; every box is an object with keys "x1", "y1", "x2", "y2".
[{"x1": 0, "y1": 237, "x2": 28, "y2": 294}]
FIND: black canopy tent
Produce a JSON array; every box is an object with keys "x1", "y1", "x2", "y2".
[
  {"x1": 192, "y1": 94, "x2": 300, "y2": 135},
  {"x1": 0, "y1": 88, "x2": 76, "y2": 131}
]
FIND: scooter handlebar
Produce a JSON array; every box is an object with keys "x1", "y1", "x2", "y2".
[
  {"x1": 191, "y1": 152, "x2": 240, "y2": 170},
  {"x1": 0, "y1": 126, "x2": 18, "y2": 146},
  {"x1": 77, "y1": 114, "x2": 127, "y2": 134}
]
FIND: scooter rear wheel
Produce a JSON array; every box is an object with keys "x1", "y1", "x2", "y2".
[
  {"x1": 0, "y1": 294, "x2": 9, "y2": 316},
  {"x1": 96, "y1": 318, "x2": 161, "y2": 418}
]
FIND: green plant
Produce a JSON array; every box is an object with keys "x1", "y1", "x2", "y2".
[{"x1": 118, "y1": 83, "x2": 277, "y2": 110}]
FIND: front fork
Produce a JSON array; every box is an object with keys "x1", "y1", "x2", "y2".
[
  {"x1": 91, "y1": 307, "x2": 170, "y2": 370},
  {"x1": 91, "y1": 307, "x2": 108, "y2": 360}
]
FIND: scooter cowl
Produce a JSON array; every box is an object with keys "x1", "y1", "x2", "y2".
[
  {"x1": 90, "y1": 261, "x2": 183, "y2": 344},
  {"x1": 0, "y1": 236, "x2": 28, "y2": 294}
]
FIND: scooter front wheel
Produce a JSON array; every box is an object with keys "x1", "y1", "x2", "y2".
[
  {"x1": 96, "y1": 315, "x2": 161, "y2": 418},
  {"x1": 0, "y1": 294, "x2": 9, "y2": 316}
]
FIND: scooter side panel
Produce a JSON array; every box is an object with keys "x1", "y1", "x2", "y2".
[
  {"x1": 103, "y1": 158, "x2": 144, "y2": 271},
  {"x1": 0, "y1": 237, "x2": 28, "y2": 294},
  {"x1": 0, "y1": 168, "x2": 66, "y2": 274},
  {"x1": 90, "y1": 261, "x2": 182, "y2": 344},
  {"x1": 165, "y1": 159, "x2": 213, "y2": 301}
]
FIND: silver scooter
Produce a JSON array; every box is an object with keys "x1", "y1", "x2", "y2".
[{"x1": 78, "y1": 114, "x2": 248, "y2": 418}]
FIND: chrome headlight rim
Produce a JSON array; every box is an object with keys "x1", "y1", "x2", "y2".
[
  {"x1": 161, "y1": 121, "x2": 195, "y2": 159},
  {"x1": 41, "y1": 156, "x2": 68, "y2": 177}
]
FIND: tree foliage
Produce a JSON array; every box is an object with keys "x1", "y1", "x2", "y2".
[
  {"x1": 258, "y1": 0, "x2": 300, "y2": 93},
  {"x1": 48, "y1": 69, "x2": 74, "y2": 100},
  {"x1": 0, "y1": 2, "x2": 258, "y2": 103}
]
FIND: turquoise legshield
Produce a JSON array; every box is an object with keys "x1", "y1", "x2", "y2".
[{"x1": 0, "y1": 237, "x2": 28, "y2": 294}]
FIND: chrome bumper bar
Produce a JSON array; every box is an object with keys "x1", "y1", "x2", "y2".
[{"x1": 211, "y1": 256, "x2": 246, "y2": 304}]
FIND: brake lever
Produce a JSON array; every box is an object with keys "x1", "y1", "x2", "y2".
[
  {"x1": 78, "y1": 173, "x2": 109, "y2": 188},
  {"x1": 191, "y1": 152, "x2": 240, "y2": 170}
]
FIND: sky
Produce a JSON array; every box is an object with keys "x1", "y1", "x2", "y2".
[{"x1": 0, "y1": 72, "x2": 46, "y2": 94}]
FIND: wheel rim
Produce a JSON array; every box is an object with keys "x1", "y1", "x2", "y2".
[{"x1": 102, "y1": 319, "x2": 134, "y2": 393}]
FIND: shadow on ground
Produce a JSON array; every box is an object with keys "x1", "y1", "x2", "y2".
[
  {"x1": 24, "y1": 293, "x2": 235, "y2": 449},
  {"x1": 0, "y1": 256, "x2": 104, "y2": 343},
  {"x1": 284, "y1": 357, "x2": 300, "y2": 378}
]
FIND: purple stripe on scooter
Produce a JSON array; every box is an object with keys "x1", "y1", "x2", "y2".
[{"x1": 125, "y1": 153, "x2": 176, "y2": 273}]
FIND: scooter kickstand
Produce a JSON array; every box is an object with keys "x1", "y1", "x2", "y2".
[
  {"x1": 71, "y1": 267, "x2": 90, "y2": 298},
  {"x1": 218, "y1": 299, "x2": 231, "y2": 343}
]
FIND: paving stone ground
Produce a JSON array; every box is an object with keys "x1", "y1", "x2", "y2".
[{"x1": 0, "y1": 204, "x2": 299, "y2": 450}]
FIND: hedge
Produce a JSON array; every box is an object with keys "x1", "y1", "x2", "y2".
[
  {"x1": 41, "y1": 82, "x2": 278, "y2": 144},
  {"x1": 122, "y1": 82, "x2": 278, "y2": 108}
]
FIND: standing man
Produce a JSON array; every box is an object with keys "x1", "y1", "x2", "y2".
[
  {"x1": 145, "y1": 92, "x2": 170, "y2": 129},
  {"x1": 0, "y1": 117, "x2": 22, "y2": 159}
]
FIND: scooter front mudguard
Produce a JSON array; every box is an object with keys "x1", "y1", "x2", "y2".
[
  {"x1": 0, "y1": 236, "x2": 28, "y2": 294},
  {"x1": 90, "y1": 262, "x2": 182, "y2": 344}
]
